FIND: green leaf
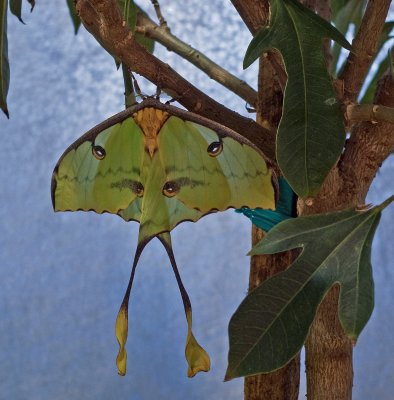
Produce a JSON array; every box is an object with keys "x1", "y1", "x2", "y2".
[
  {"x1": 120, "y1": 0, "x2": 137, "y2": 32},
  {"x1": 226, "y1": 196, "x2": 393, "y2": 380},
  {"x1": 134, "y1": 30, "x2": 155, "y2": 54},
  {"x1": 0, "y1": 0, "x2": 10, "y2": 118},
  {"x1": 66, "y1": 0, "x2": 80, "y2": 34},
  {"x1": 121, "y1": 63, "x2": 136, "y2": 108},
  {"x1": 118, "y1": 1, "x2": 155, "y2": 53},
  {"x1": 331, "y1": 0, "x2": 347, "y2": 19},
  {"x1": 244, "y1": 0, "x2": 350, "y2": 198},
  {"x1": 9, "y1": 0, "x2": 24, "y2": 23}
]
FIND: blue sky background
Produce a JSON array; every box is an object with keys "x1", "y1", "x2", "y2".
[{"x1": 0, "y1": 1, "x2": 393, "y2": 399}]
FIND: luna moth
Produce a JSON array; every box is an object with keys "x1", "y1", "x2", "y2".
[{"x1": 52, "y1": 98, "x2": 277, "y2": 377}]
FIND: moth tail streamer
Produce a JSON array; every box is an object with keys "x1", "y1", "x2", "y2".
[
  {"x1": 158, "y1": 232, "x2": 211, "y2": 378},
  {"x1": 115, "y1": 239, "x2": 149, "y2": 376}
]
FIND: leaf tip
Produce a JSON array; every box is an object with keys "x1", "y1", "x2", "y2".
[
  {"x1": 2, "y1": 108, "x2": 10, "y2": 119},
  {"x1": 223, "y1": 367, "x2": 235, "y2": 381}
]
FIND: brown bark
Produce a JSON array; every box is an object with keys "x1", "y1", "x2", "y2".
[
  {"x1": 305, "y1": 286, "x2": 354, "y2": 400},
  {"x1": 340, "y1": 73, "x2": 394, "y2": 202},
  {"x1": 230, "y1": 0, "x2": 270, "y2": 33},
  {"x1": 340, "y1": 0, "x2": 392, "y2": 103},
  {"x1": 242, "y1": 7, "x2": 300, "y2": 397}
]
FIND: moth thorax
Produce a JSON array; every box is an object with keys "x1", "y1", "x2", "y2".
[{"x1": 133, "y1": 108, "x2": 170, "y2": 158}]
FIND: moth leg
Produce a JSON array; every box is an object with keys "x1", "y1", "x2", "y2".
[
  {"x1": 157, "y1": 232, "x2": 210, "y2": 377},
  {"x1": 155, "y1": 85, "x2": 161, "y2": 100},
  {"x1": 130, "y1": 72, "x2": 145, "y2": 100}
]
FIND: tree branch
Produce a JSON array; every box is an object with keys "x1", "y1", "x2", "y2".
[
  {"x1": 135, "y1": 12, "x2": 258, "y2": 107},
  {"x1": 340, "y1": 71, "x2": 394, "y2": 203},
  {"x1": 230, "y1": 0, "x2": 270, "y2": 34},
  {"x1": 346, "y1": 103, "x2": 394, "y2": 125},
  {"x1": 340, "y1": 0, "x2": 391, "y2": 103},
  {"x1": 75, "y1": 0, "x2": 275, "y2": 159}
]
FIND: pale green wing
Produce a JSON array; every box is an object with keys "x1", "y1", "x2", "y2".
[
  {"x1": 158, "y1": 116, "x2": 276, "y2": 213},
  {"x1": 52, "y1": 118, "x2": 145, "y2": 217},
  {"x1": 129, "y1": 148, "x2": 202, "y2": 243}
]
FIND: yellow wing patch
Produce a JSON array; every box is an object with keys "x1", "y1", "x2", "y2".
[{"x1": 133, "y1": 107, "x2": 170, "y2": 157}]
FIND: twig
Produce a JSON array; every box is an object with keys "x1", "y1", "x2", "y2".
[
  {"x1": 340, "y1": 71, "x2": 394, "y2": 203},
  {"x1": 135, "y1": 12, "x2": 258, "y2": 107},
  {"x1": 340, "y1": 0, "x2": 392, "y2": 103},
  {"x1": 150, "y1": 0, "x2": 167, "y2": 28},
  {"x1": 75, "y1": 0, "x2": 275, "y2": 160},
  {"x1": 346, "y1": 103, "x2": 394, "y2": 125}
]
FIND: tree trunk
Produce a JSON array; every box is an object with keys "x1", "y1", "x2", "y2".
[
  {"x1": 244, "y1": 52, "x2": 300, "y2": 399},
  {"x1": 245, "y1": 229, "x2": 300, "y2": 400},
  {"x1": 305, "y1": 287, "x2": 353, "y2": 400}
]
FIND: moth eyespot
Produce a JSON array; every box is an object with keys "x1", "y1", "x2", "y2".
[
  {"x1": 133, "y1": 182, "x2": 144, "y2": 197},
  {"x1": 207, "y1": 141, "x2": 223, "y2": 157},
  {"x1": 162, "y1": 181, "x2": 180, "y2": 197},
  {"x1": 92, "y1": 145, "x2": 106, "y2": 160}
]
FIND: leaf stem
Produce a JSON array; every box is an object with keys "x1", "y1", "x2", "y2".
[{"x1": 149, "y1": 0, "x2": 167, "y2": 28}]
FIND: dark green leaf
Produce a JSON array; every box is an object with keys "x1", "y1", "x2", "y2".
[
  {"x1": 118, "y1": 1, "x2": 154, "y2": 53},
  {"x1": 120, "y1": 0, "x2": 137, "y2": 32},
  {"x1": 226, "y1": 196, "x2": 393, "y2": 379},
  {"x1": 0, "y1": 0, "x2": 10, "y2": 117},
  {"x1": 66, "y1": 0, "x2": 80, "y2": 34},
  {"x1": 121, "y1": 63, "x2": 136, "y2": 108},
  {"x1": 244, "y1": 0, "x2": 350, "y2": 198},
  {"x1": 135, "y1": 31, "x2": 155, "y2": 53},
  {"x1": 331, "y1": 0, "x2": 347, "y2": 19},
  {"x1": 9, "y1": 0, "x2": 24, "y2": 23}
]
